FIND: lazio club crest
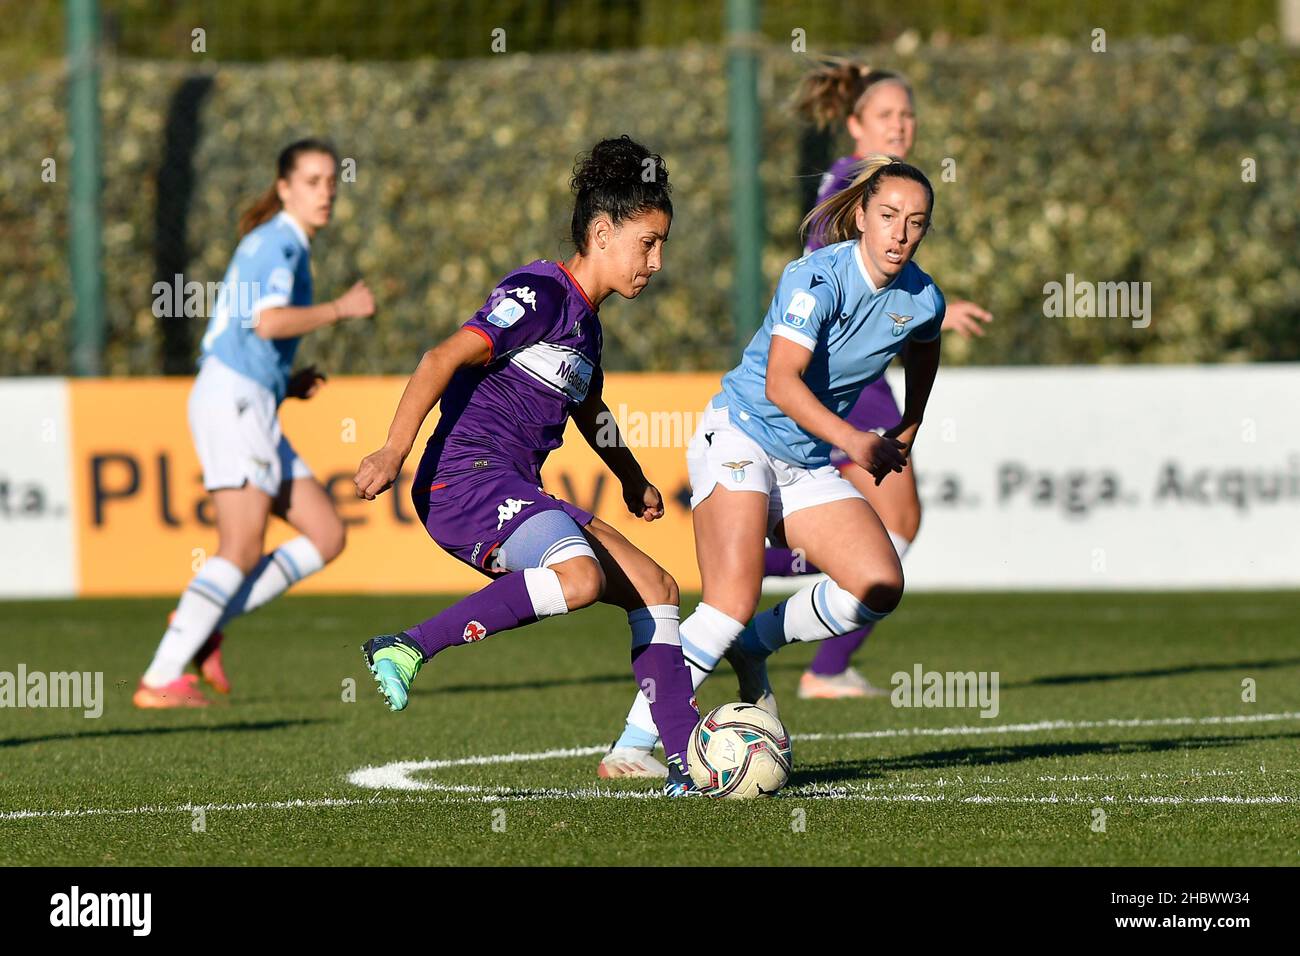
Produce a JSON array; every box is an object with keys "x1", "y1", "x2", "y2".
[
  {"x1": 723, "y1": 460, "x2": 754, "y2": 482},
  {"x1": 888, "y1": 312, "x2": 912, "y2": 336}
]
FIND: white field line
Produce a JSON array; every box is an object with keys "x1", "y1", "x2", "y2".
[
  {"x1": 347, "y1": 710, "x2": 1300, "y2": 791},
  {"x1": 4, "y1": 782, "x2": 1297, "y2": 821},
  {"x1": 2, "y1": 711, "x2": 1297, "y2": 823}
]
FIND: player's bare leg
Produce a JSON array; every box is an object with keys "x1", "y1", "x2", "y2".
[
  {"x1": 734, "y1": 497, "x2": 903, "y2": 696},
  {"x1": 603, "y1": 486, "x2": 769, "y2": 772},
  {"x1": 136, "y1": 485, "x2": 270, "y2": 708},
  {"x1": 581, "y1": 517, "x2": 700, "y2": 792},
  {"x1": 799, "y1": 462, "x2": 916, "y2": 699}
]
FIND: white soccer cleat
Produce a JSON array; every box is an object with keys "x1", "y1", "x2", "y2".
[
  {"x1": 723, "y1": 642, "x2": 779, "y2": 718},
  {"x1": 597, "y1": 746, "x2": 669, "y2": 780},
  {"x1": 798, "y1": 667, "x2": 890, "y2": 700}
]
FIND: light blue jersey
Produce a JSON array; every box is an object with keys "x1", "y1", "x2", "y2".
[
  {"x1": 718, "y1": 240, "x2": 944, "y2": 468},
  {"x1": 199, "y1": 211, "x2": 313, "y2": 404}
]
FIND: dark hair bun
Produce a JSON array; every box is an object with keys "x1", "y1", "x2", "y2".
[
  {"x1": 571, "y1": 135, "x2": 667, "y2": 194},
  {"x1": 569, "y1": 135, "x2": 672, "y2": 252}
]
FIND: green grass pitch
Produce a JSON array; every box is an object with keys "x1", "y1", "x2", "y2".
[{"x1": 1, "y1": 592, "x2": 1298, "y2": 866}]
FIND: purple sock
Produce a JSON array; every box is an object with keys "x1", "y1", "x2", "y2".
[
  {"x1": 404, "y1": 572, "x2": 538, "y2": 659},
  {"x1": 809, "y1": 624, "x2": 875, "y2": 676},
  {"x1": 632, "y1": 642, "x2": 699, "y2": 766},
  {"x1": 764, "y1": 547, "x2": 822, "y2": 577}
]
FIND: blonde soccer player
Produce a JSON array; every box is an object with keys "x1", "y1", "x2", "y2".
[{"x1": 600, "y1": 155, "x2": 943, "y2": 777}]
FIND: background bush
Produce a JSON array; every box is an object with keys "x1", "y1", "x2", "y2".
[{"x1": 1, "y1": 34, "x2": 1296, "y2": 375}]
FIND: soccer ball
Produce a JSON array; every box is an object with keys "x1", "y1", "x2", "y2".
[{"x1": 688, "y1": 702, "x2": 792, "y2": 799}]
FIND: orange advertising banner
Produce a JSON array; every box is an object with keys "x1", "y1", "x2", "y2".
[{"x1": 69, "y1": 373, "x2": 722, "y2": 596}]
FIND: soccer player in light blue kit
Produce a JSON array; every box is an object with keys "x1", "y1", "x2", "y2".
[
  {"x1": 600, "y1": 155, "x2": 944, "y2": 774},
  {"x1": 134, "y1": 139, "x2": 374, "y2": 708}
]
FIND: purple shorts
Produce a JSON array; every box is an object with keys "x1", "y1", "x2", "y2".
[
  {"x1": 829, "y1": 377, "x2": 903, "y2": 470},
  {"x1": 411, "y1": 459, "x2": 593, "y2": 579}
]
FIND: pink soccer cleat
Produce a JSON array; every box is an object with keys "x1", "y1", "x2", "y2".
[{"x1": 132, "y1": 673, "x2": 209, "y2": 709}]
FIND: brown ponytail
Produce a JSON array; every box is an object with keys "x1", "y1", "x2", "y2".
[
  {"x1": 237, "y1": 137, "x2": 340, "y2": 238},
  {"x1": 237, "y1": 185, "x2": 282, "y2": 237},
  {"x1": 792, "y1": 57, "x2": 913, "y2": 130},
  {"x1": 800, "y1": 154, "x2": 934, "y2": 247}
]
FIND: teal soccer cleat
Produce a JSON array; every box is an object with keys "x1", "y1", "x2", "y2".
[{"x1": 361, "y1": 633, "x2": 424, "y2": 712}]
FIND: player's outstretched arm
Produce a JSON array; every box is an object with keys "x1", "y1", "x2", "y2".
[
  {"x1": 765, "y1": 335, "x2": 908, "y2": 486},
  {"x1": 255, "y1": 280, "x2": 375, "y2": 339},
  {"x1": 571, "y1": 387, "x2": 663, "y2": 521},
  {"x1": 353, "y1": 329, "x2": 491, "y2": 500}
]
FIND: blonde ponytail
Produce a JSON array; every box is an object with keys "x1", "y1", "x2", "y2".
[{"x1": 800, "y1": 154, "x2": 896, "y2": 246}]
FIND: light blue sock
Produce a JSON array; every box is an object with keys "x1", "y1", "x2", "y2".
[{"x1": 614, "y1": 722, "x2": 661, "y2": 751}]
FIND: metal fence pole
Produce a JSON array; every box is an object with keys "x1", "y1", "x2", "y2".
[
  {"x1": 67, "y1": 0, "x2": 105, "y2": 376},
  {"x1": 726, "y1": 0, "x2": 765, "y2": 361}
]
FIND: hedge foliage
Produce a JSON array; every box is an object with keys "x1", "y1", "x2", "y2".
[{"x1": 1, "y1": 36, "x2": 1297, "y2": 375}]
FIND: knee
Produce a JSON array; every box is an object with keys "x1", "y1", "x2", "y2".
[
  {"x1": 312, "y1": 518, "x2": 347, "y2": 564},
  {"x1": 863, "y1": 567, "x2": 904, "y2": 614},
  {"x1": 649, "y1": 568, "x2": 679, "y2": 608},
  {"x1": 554, "y1": 558, "x2": 605, "y2": 610}
]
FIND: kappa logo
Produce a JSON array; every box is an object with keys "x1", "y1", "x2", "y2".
[
  {"x1": 723, "y1": 460, "x2": 754, "y2": 482},
  {"x1": 496, "y1": 497, "x2": 534, "y2": 531},
  {"x1": 462, "y1": 620, "x2": 488, "y2": 642},
  {"x1": 888, "y1": 312, "x2": 912, "y2": 336},
  {"x1": 511, "y1": 286, "x2": 538, "y2": 309}
]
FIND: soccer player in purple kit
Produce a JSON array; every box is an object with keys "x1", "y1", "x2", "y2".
[
  {"x1": 352, "y1": 136, "x2": 702, "y2": 796},
  {"x1": 772, "y1": 59, "x2": 994, "y2": 700}
]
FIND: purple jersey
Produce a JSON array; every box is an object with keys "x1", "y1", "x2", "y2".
[
  {"x1": 422, "y1": 260, "x2": 602, "y2": 482},
  {"x1": 805, "y1": 155, "x2": 864, "y2": 253}
]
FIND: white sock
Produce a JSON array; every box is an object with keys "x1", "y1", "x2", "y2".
[
  {"x1": 143, "y1": 557, "x2": 245, "y2": 686},
  {"x1": 888, "y1": 530, "x2": 912, "y2": 561},
  {"x1": 743, "y1": 578, "x2": 890, "y2": 656},
  {"x1": 617, "y1": 603, "x2": 744, "y2": 749},
  {"x1": 217, "y1": 536, "x2": 326, "y2": 630},
  {"x1": 523, "y1": 566, "x2": 569, "y2": 617},
  {"x1": 628, "y1": 604, "x2": 682, "y2": 650}
]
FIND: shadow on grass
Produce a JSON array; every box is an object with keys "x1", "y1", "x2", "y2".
[
  {"x1": 1000, "y1": 656, "x2": 1300, "y2": 689},
  {"x1": 409, "y1": 672, "x2": 633, "y2": 696},
  {"x1": 789, "y1": 730, "x2": 1300, "y2": 787},
  {"x1": 0, "y1": 718, "x2": 329, "y2": 749}
]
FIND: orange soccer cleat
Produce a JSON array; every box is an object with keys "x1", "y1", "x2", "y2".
[
  {"x1": 193, "y1": 631, "x2": 230, "y2": 695},
  {"x1": 132, "y1": 673, "x2": 209, "y2": 709},
  {"x1": 166, "y1": 610, "x2": 231, "y2": 695}
]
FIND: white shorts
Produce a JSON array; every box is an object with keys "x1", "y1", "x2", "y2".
[
  {"x1": 188, "y1": 358, "x2": 312, "y2": 497},
  {"x1": 686, "y1": 402, "x2": 863, "y2": 537}
]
